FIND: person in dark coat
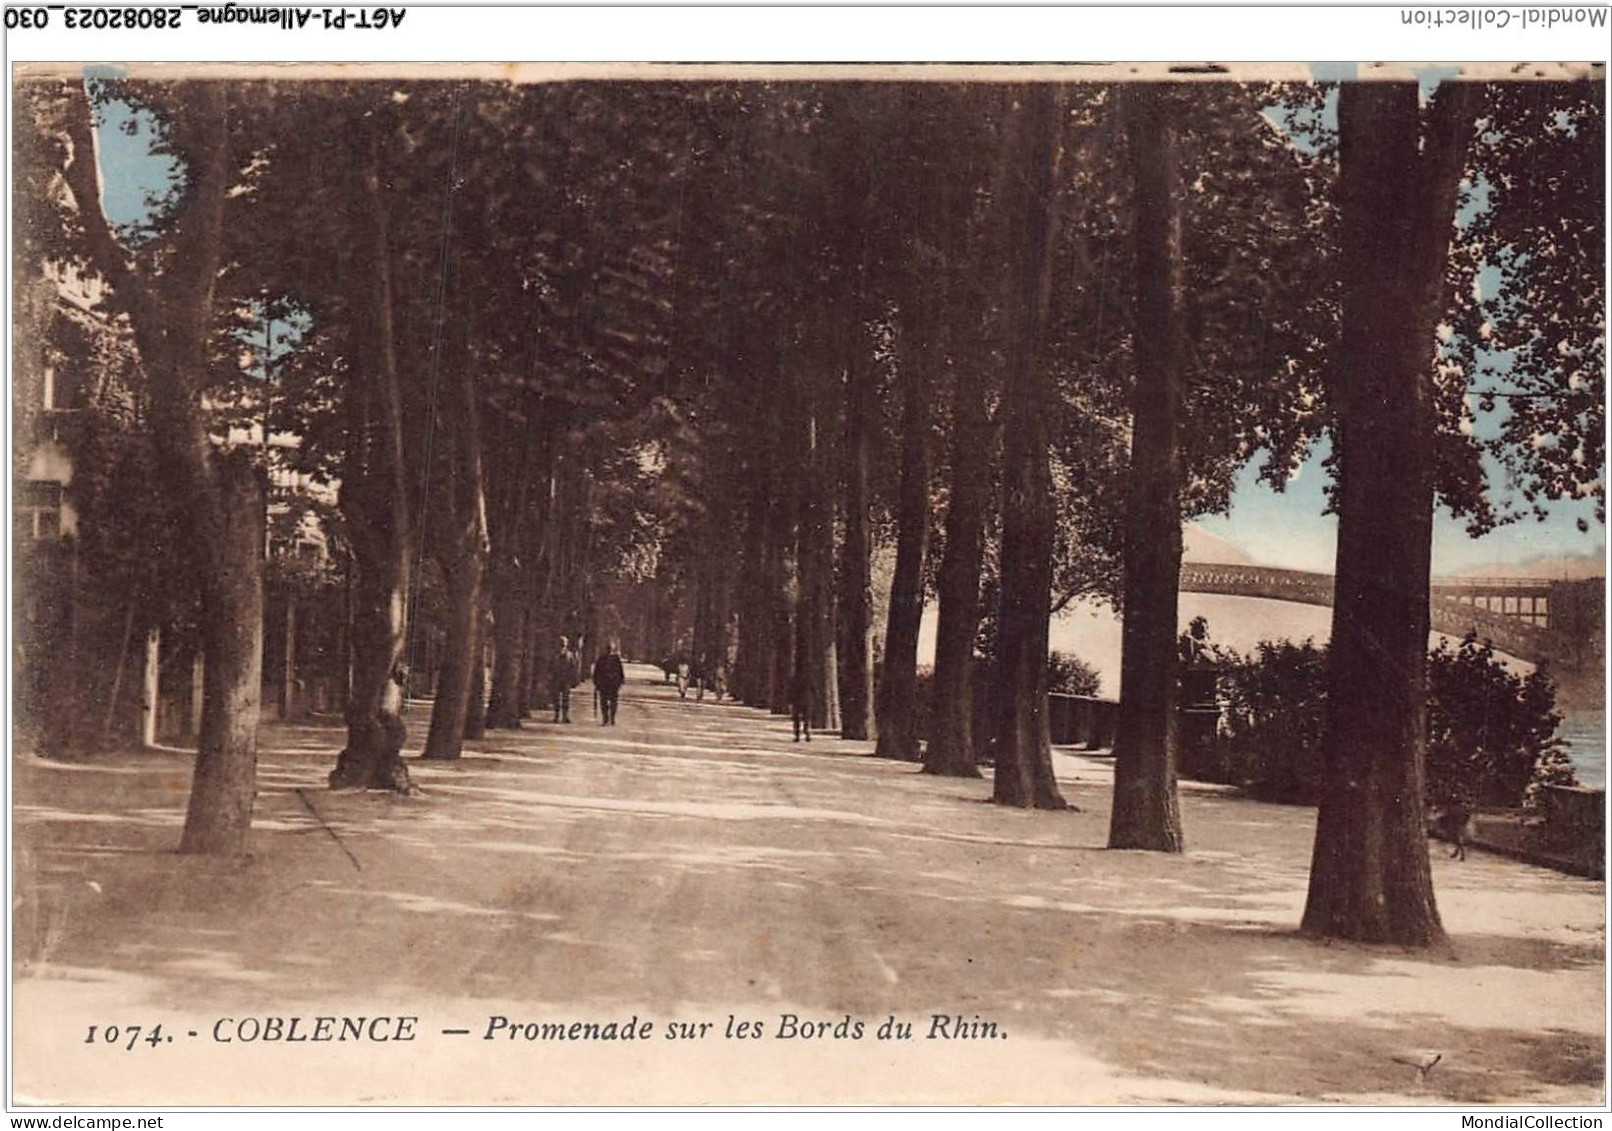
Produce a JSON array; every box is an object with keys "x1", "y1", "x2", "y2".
[
  {"x1": 592, "y1": 641, "x2": 626, "y2": 726},
  {"x1": 550, "y1": 636, "x2": 579, "y2": 723},
  {"x1": 790, "y1": 666, "x2": 811, "y2": 743}
]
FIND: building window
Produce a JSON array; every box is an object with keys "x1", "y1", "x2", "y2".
[{"x1": 17, "y1": 481, "x2": 64, "y2": 541}]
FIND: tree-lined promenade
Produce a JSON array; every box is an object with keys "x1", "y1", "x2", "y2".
[
  {"x1": 13, "y1": 66, "x2": 1604, "y2": 953},
  {"x1": 11, "y1": 674, "x2": 1604, "y2": 1105}
]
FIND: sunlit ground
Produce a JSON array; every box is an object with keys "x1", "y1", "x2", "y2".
[{"x1": 12, "y1": 665, "x2": 1604, "y2": 1106}]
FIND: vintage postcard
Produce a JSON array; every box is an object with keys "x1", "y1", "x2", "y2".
[{"x1": 7, "y1": 8, "x2": 1608, "y2": 1116}]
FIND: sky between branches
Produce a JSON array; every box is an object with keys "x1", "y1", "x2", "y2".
[{"x1": 86, "y1": 66, "x2": 1604, "y2": 581}]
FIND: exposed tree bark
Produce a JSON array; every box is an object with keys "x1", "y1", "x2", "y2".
[
  {"x1": 485, "y1": 559, "x2": 529, "y2": 727},
  {"x1": 828, "y1": 105, "x2": 878, "y2": 743},
  {"x1": 463, "y1": 603, "x2": 488, "y2": 740},
  {"x1": 874, "y1": 312, "x2": 936, "y2": 761},
  {"x1": 990, "y1": 86, "x2": 1068, "y2": 810},
  {"x1": 141, "y1": 625, "x2": 161, "y2": 748},
  {"x1": 536, "y1": 440, "x2": 587, "y2": 706},
  {"x1": 837, "y1": 343, "x2": 876, "y2": 741},
  {"x1": 484, "y1": 415, "x2": 543, "y2": 729},
  {"x1": 924, "y1": 359, "x2": 990, "y2": 779},
  {"x1": 796, "y1": 343, "x2": 839, "y2": 731},
  {"x1": 791, "y1": 483, "x2": 819, "y2": 735},
  {"x1": 767, "y1": 498, "x2": 795, "y2": 717},
  {"x1": 181, "y1": 457, "x2": 265, "y2": 850},
  {"x1": 1109, "y1": 86, "x2": 1187, "y2": 853},
  {"x1": 922, "y1": 131, "x2": 1004, "y2": 782},
  {"x1": 279, "y1": 590, "x2": 298, "y2": 721},
  {"x1": 62, "y1": 82, "x2": 264, "y2": 852},
  {"x1": 1301, "y1": 80, "x2": 1483, "y2": 947},
  {"x1": 692, "y1": 549, "x2": 731, "y2": 695},
  {"x1": 733, "y1": 455, "x2": 774, "y2": 707},
  {"x1": 525, "y1": 451, "x2": 562, "y2": 715},
  {"x1": 329, "y1": 110, "x2": 413, "y2": 793},
  {"x1": 422, "y1": 306, "x2": 489, "y2": 761}
]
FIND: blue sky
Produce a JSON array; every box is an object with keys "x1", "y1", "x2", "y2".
[
  {"x1": 87, "y1": 71, "x2": 180, "y2": 233},
  {"x1": 1202, "y1": 63, "x2": 1603, "y2": 578},
  {"x1": 1196, "y1": 445, "x2": 1603, "y2": 577},
  {"x1": 89, "y1": 76, "x2": 1604, "y2": 580}
]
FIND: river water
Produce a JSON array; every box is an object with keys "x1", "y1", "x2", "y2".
[
  {"x1": 1560, "y1": 710, "x2": 1605, "y2": 790},
  {"x1": 928, "y1": 594, "x2": 1608, "y2": 789}
]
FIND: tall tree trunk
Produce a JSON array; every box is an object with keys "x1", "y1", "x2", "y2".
[
  {"x1": 923, "y1": 131, "x2": 996, "y2": 781},
  {"x1": 692, "y1": 551, "x2": 731, "y2": 695},
  {"x1": 463, "y1": 603, "x2": 488, "y2": 740},
  {"x1": 484, "y1": 416, "x2": 541, "y2": 729},
  {"x1": 141, "y1": 625, "x2": 161, "y2": 749},
  {"x1": 63, "y1": 83, "x2": 264, "y2": 850},
  {"x1": 874, "y1": 315, "x2": 936, "y2": 761},
  {"x1": 768, "y1": 535, "x2": 794, "y2": 716},
  {"x1": 792, "y1": 509, "x2": 817, "y2": 733},
  {"x1": 279, "y1": 590, "x2": 298, "y2": 721},
  {"x1": 1302, "y1": 81, "x2": 1481, "y2": 946},
  {"x1": 837, "y1": 352, "x2": 876, "y2": 741},
  {"x1": 797, "y1": 368, "x2": 837, "y2": 730},
  {"x1": 422, "y1": 310, "x2": 488, "y2": 760},
  {"x1": 180, "y1": 458, "x2": 265, "y2": 851},
  {"x1": 485, "y1": 566, "x2": 529, "y2": 727},
  {"x1": 733, "y1": 470, "x2": 773, "y2": 707},
  {"x1": 1109, "y1": 86, "x2": 1187, "y2": 852},
  {"x1": 423, "y1": 540, "x2": 484, "y2": 759},
  {"x1": 990, "y1": 86, "x2": 1068, "y2": 811},
  {"x1": 330, "y1": 112, "x2": 412, "y2": 793},
  {"x1": 924, "y1": 361, "x2": 990, "y2": 779},
  {"x1": 537, "y1": 443, "x2": 586, "y2": 705}
]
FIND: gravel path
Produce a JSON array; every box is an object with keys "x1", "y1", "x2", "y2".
[{"x1": 12, "y1": 665, "x2": 1605, "y2": 1106}]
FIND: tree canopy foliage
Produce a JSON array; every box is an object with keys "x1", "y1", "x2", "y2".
[{"x1": 16, "y1": 64, "x2": 1602, "y2": 947}]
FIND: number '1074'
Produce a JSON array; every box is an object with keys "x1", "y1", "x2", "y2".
[{"x1": 84, "y1": 1024, "x2": 170, "y2": 1050}]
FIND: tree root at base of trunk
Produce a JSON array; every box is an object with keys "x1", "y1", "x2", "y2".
[{"x1": 329, "y1": 711, "x2": 414, "y2": 794}]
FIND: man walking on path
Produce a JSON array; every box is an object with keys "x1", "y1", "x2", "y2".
[
  {"x1": 790, "y1": 665, "x2": 812, "y2": 743},
  {"x1": 550, "y1": 637, "x2": 579, "y2": 724},
  {"x1": 592, "y1": 641, "x2": 626, "y2": 726}
]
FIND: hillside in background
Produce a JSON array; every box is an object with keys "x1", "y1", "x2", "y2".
[
  {"x1": 1454, "y1": 550, "x2": 1605, "y2": 580},
  {"x1": 1182, "y1": 523, "x2": 1257, "y2": 566}
]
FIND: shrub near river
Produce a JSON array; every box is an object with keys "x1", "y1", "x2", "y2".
[{"x1": 1193, "y1": 631, "x2": 1577, "y2": 810}]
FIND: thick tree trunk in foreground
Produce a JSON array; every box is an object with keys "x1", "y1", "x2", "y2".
[
  {"x1": 63, "y1": 83, "x2": 263, "y2": 852},
  {"x1": 874, "y1": 324, "x2": 934, "y2": 761},
  {"x1": 1109, "y1": 87, "x2": 1187, "y2": 853},
  {"x1": 330, "y1": 114, "x2": 413, "y2": 793},
  {"x1": 1301, "y1": 80, "x2": 1482, "y2": 947},
  {"x1": 179, "y1": 459, "x2": 265, "y2": 852},
  {"x1": 990, "y1": 86, "x2": 1067, "y2": 810}
]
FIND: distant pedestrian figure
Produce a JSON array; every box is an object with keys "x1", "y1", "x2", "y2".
[
  {"x1": 551, "y1": 637, "x2": 579, "y2": 723},
  {"x1": 675, "y1": 660, "x2": 691, "y2": 700},
  {"x1": 1428, "y1": 801, "x2": 1475, "y2": 861},
  {"x1": 593, "y1": 641, "x2": 626, "y2": 726},
  {"x1": 790, "y1": 667, "x2": 811, "y2": 743}
]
